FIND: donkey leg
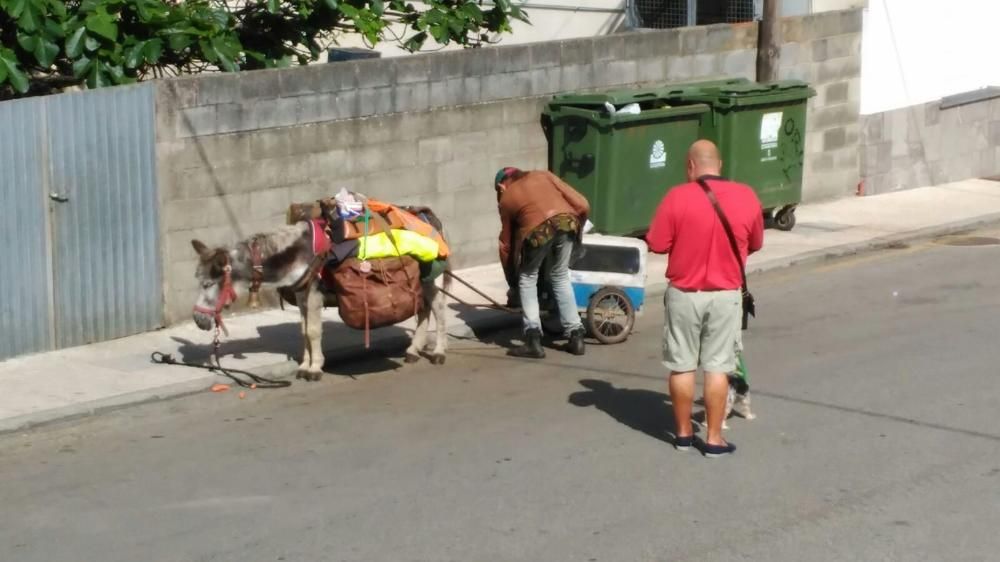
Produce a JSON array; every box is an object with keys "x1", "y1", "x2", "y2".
[
  {"x1": 405, "y1": 293, "x2": 432, "y2": 364},
  {"x1": 428, "y1": 285, "x2": 448, "y2": 365},
  {"x1": 295, "y1": 283, "x2": 326, "y2": 381}
]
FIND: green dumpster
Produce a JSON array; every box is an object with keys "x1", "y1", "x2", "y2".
[
  {"x1": 542, "y1": 90, "x2": 709, "y2": 236},
  {"x1": 661, "y1": 80, "x2": 816, "y2": 230}
]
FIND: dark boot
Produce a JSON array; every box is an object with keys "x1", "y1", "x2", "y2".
[
  {"x1": 509, "y1": 329, "x2": 545, "y2": 359},
  {"x1": 567, "y1": 327, "x2": 586, "y2": 356}
]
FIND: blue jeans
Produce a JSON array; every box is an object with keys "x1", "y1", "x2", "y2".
[{"x1": 518, "y1": 232, "x2": 583, "y2": 337}]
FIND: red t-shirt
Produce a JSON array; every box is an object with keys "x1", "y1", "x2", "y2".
[{"x1": 646, "y1": 177, "x2": 764, "y2": 291}]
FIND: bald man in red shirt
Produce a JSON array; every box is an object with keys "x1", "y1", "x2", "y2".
[{"x1": 646, "y1": 140, "x2": 764, "y2": 457}]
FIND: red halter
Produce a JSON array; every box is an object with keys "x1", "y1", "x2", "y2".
[{"x1": 193, "y1": 259, "x2": 239, "y2": 336}]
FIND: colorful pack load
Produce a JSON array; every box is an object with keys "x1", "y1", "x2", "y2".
[{"x1": 286, "y1": 190, "x2": 449, "y2": 262}]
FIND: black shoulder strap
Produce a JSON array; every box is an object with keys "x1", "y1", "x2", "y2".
[{"x1": 696, "y1": 177, "x2": 747, "y2": 292}]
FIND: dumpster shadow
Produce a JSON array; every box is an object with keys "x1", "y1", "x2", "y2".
[{"x1": 568, "y1": 379, "x2": 683, "y2": 445}]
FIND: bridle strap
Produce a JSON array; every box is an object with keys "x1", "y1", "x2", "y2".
[{"x1": 193, "y1": 255, "x2": 238, "y2": 336}]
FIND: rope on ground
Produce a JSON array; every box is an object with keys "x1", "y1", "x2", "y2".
[{"x1": 151, "y1": 351, "x2": 292, "y2": 389}]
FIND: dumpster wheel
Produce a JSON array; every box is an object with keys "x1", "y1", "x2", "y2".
[
  {"x1": 586, "y1": 287, "x2": 635, "y2": 345},
  {"x1": 774, "y1": 206, "x2": 797, "y2": 231}
]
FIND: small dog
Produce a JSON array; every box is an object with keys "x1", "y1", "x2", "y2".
[{"x1": 724, "y1": 374, "x2": 756, "y2": 429}]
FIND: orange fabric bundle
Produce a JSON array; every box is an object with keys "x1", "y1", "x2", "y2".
[{"x1": 351, "y1": 199, "x2": 451, "y2": 259}]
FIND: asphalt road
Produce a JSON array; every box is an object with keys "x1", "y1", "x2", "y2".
[{"x1": 2, "y1": 229, "x2": 1000, "y2": 562}]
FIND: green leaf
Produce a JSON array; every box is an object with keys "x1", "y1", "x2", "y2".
[
  {"x1": 0, "y1": 48, "x2": 29, "y2": 93},
  {"x1": 402, "y1": 31, "x2": 426, "y2": 52},
  {"x1": 267, "y1": 0, "x2": 279, "y2": 13},
  {"x1": 198, "y1": 39, "x2": 218, "y2": 63},
  {"x1": 167, "y1": 33, "x2": 192, "y2": 52},
  {"x1": 66, "y1": 26, "x2": 87, "y2": 58},
  {"x1": 17, "y1": 32, "x2": 39, "y2": 52},
  {"x1": 88, "y1": 61, "x2": 110, "y2": 88},
  {"x1": 428, "y1": 23, "x2": 448, "y2": 43},
  {"x1": 34, "y1": 38, "x2": 59, "y2": 67},
  {"x1": 208, "y1": 8, "x2": 229, "y2": 28},
  {"x1": 85, "y1": 9, "x2": 118, "y2": 41},
  {"x1": 44, "y1": 19, "x2": 64, "y2": 38},
  {"x1": 17, "y1": 0, "x2": 43, "y2": 32},
  {"x1": 339, "y1": 4, "x2": 359, "y2": 17},
  {"x1": 323, "y1": 0, "x2": 338, "y2": 9},
  {"x1": 370, "y1": 0, "x2": 384, "y2": 16},
  {"x1": 211, "y1": 36, "x2": 238, "y2": 71},
  {"x1": 125, "y1": 41, "x2": 145, "y2": 68},
  {"x1": 143, "y1": 39, "x2": 163, "y2": 63},
  {"x1": 0, "y1": 63, "x2": 7, "y2": 83},
  {"x1": 459, "y1": 3, "x2": 483, "y2": 22},
  {"x1": 85, "y1": 35, "x2": 100, "y2": 51},
  {"x1": 50, "y1": 0, "x2": 66, "y2": 18},
  {"x1": 72, "y1": 55, "x2": 92, "y2": 78},
  {"x1": 6, "y1": 0, "x2": 27, "y2": 18},
  {"x1": 108, "y1": 63, "x2": 125, "y2": 83},
  {"x1": 135, "y1": 0, "x2": 167, "y2": 21}
]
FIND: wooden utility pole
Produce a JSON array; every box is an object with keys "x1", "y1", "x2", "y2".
[{"x1": 756, "y1": 0, "x2": 780, "y2": 83}]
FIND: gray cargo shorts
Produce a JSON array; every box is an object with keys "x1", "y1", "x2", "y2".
[{"x1": 662, "y1": 285, "x2": 742, "y2": 373}]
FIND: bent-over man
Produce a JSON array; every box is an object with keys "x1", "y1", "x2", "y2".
[{"x1": 495, "y1": 167, "x2": 590, "y2": 359}]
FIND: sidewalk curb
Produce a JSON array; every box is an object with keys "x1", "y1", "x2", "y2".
[
  {"x1": 645, "y1": 212, "x2": 1000, "y2": 300},
  {"x1": 4, "y1": 212, "x2": 999, "y2": 435}
]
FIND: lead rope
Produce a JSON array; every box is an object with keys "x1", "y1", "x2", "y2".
[{"x1": 151, "y1": 326, "x2": 291, "y2": 389}]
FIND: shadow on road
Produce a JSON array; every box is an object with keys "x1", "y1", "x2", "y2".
[{"x1": 568, "y1": 379, "x2": 680, "y2": 445}]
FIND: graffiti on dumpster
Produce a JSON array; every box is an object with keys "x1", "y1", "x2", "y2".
[{"x1": 779, "y1": 117, "x2": 804, "y2": 182}]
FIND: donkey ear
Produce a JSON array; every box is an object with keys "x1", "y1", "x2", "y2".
[{"x1": 191, "y1": 239, "x2": 209, "y2": 256}]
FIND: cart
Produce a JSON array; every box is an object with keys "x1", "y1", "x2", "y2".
[{"x1": 538, "y1": 234, "x2": 648, "y2": 344}]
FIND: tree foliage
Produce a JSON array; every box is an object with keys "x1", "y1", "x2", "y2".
[{"x1": 0, "y1": 0, "x2": 529, "y2": 98}]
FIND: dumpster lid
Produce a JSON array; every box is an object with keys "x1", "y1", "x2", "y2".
[
  {"x1": 713, "y1": 80, "x2": 814, "y2": 96},
  {"x1": 548, "y1": 88, "x2": 669, "y2": 107},
  {"x1": 661, "y1": 79, "x2": 816, "y2": 105}
]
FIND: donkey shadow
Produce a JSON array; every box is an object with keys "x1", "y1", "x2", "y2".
[
  {"x1": 171, "y1": 320, "x2": 416, "y2": 378},
  {"x1": 568, "y1": 379, "x2": 683, "y2": 445}
]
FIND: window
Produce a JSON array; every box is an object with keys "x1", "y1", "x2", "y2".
[{"x1": 628, "y1": 0, "x2": 762, "y2": 29}]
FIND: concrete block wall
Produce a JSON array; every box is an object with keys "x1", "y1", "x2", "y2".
[
  {"x1": 156, "y1": 10, "x2": 859, "y2": 325},
  {"x1": 860, "y1": 96, "x2": 1000, "y2": 195},
  {"x1": 778, "y1": 9, "x2": 863, "y2": 201}
]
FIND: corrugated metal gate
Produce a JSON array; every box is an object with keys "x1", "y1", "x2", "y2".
[{"x1": 0, "y1": 83, "x2": 161, "y2": 360}]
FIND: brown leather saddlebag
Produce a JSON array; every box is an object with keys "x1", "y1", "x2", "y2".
[{"x1": 331, "y1": 256, "x2": 422, "y2": 330}]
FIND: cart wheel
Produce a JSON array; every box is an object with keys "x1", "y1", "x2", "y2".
[
  {"x1": 586, "y1": 287, "x2": 635, "y2": 344},
  {"x1": 774, "y1": 206, "x2": 796, "y2": 231}
]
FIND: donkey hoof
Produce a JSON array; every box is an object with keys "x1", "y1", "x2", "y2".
[
  {"x1": 296, "y1": 370, "x2": 310, "y2": 380},
  {"x1": 404, "y1": 353, "x2": 421, "y2": 364},
  {"x1": 430, "y1": 354, "x2": 447, "y2": 365},
  {"x1": 307, "y1": 370, "x2": 324, "y2": 382}
]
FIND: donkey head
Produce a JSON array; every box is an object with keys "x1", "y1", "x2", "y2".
[{"x1": 191, "y1": 239, "x2": 238, "y2": 331}]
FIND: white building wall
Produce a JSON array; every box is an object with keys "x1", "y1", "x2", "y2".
[{"x1": 861, "y1": 0, "x2": 1000, "y2": 114}]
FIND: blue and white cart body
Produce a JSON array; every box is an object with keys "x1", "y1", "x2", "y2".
[{"x1": 550, "y1": 233, "x2": 648, "y2": 344}]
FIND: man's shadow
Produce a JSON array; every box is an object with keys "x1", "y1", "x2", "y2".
[{"x1": 568, "y1": 379, "x2": 684, "y2": 445}]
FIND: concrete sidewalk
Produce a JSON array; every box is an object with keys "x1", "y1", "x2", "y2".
[{"x1": 2, "y1": 178, "x2": 999, "y2": 433}]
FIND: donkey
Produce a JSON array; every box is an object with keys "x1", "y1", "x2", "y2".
[{"x1": 191, "y1": 215, "x2": 451, "y2": 381}]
